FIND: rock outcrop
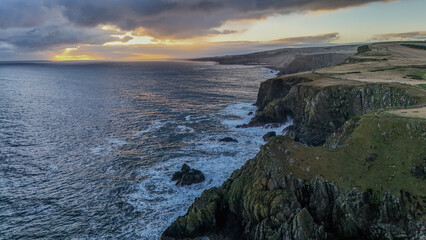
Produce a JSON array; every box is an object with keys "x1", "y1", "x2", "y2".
[
  {"x1": 191, "y1": 45, "x2": 358, "y2": 75},
  {"x1": 252, "y1": 75, "x2": 421, "y2": 145},
  {"x1": 163, "y1": 42, "x2": 426, "y2": 240},
  {"x1": 172, "y1": 164, "x2": 205, "y2": 186},
  {"x1": 278, "y1": 53, "x2": 351, "y2": 75},
  {"x1": 262, "y1": 131, "x2": 276, "y2": 142},
  {"x1": 219, "y1": 137, "x2": 239, "y2": 143},
  {"x1": 163, "y1": 113, "x2": 426, "y2": 239}
]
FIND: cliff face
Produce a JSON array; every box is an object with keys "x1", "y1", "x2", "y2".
[
  {"x1": 278, "y1": 53, "x2": 352, "y2": 75},
  {"x1": 163, "y1": 113, "x2": 426, "y2": 240},
  {"x1": 191, "y1": 45, "x2": 358, "y2": 73},
  {"x1": 163, "y1": 43, "x2": 426, "y2": 240},
  {"x1": 252, "y1": 75, "x2": 422, "y2": 145}
]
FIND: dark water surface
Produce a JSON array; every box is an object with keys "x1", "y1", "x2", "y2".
[{"x1": 0, "y1": 61, "x2": 288, "y2": 239}]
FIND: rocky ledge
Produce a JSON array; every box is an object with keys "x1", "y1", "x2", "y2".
[
  {"x1": 163, "y1": 113, "x2": 425, "y2": 240},
  {"x1": 163, "y1": 42, "x2": 426, "y2": 239},
  {"x1": 172, "y1": 164, "x2": 205, "y2": 186}
]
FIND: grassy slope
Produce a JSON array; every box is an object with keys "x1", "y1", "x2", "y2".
[{"x1": 267, "y1": 113, "x2": 425, "y2": 197}]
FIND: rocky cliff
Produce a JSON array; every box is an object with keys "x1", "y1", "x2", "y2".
[
  {"x1": 251, "y1": 74, "x2": 423, "y2": 145},
  {"x1": 163, "y1": 42, "x2": 426, "y2": 240},
  {"x1": 163, "y1": 112, "x2": 425, "y2": 240},
  {"x1": 192, "y1": 45, "x2": 357, "y2": 74}
]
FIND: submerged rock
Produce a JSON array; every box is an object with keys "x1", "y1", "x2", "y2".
[
  {"x1": 171, "y1": 164, "x2": 205, "y2": 186},
  {"x1": 219, "y1": 137, "x2": 238, "y2": 143},
  {"x1": 262, "y1": 131, "x2": 276, "y2": 142}
]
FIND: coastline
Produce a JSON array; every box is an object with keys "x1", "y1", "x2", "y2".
[
  {"x1": 190, "y1": 44, "x2": 359, "y2": 76},
  {"x1": 162, "y1": 42, "x2": 426, "y2": 239}
]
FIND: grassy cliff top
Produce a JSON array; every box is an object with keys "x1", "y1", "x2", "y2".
[
  {"x1": 265, "y1": 112, "x2": 425, "y2": 196},
  {"x1": 268, "y1": 42, "x2": 426, "y2": 112},
  {"x1": 315, "y1": 42, "x2": 426, "y2": 86}
]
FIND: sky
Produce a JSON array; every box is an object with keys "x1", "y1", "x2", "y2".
[{"x1": 0, "y1": 0, "x2": 425, "y2": 61}]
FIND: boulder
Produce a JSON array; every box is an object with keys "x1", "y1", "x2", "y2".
[
  {"x1": 172, "y1": 164, "x2": 205, "y2": 186},
  {"x1": 262, "y1": 131, "x2": 276, "y2": 142},
  {"x1": 219, "y1": 137, "x2": 238, "y2": 143}
]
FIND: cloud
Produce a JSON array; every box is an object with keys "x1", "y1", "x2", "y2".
[
  {"x1": 0, "y1": 0, "x2": 393, "y2": 36},
  {"x1": 374, "y1": 31, "x2": 426, "y2": 40},
  {"x1": 269, "y1": 32, "x2": 340, "y2": 44},
  {"x1": 0, "y1": 25, "x2": 124, "y2": 49},
  {"x1": 0, "y1": 0, "x2": 394, "y2": 59},
  {"x1": 53, "y1": 0, "x2": 393, "y2": 39},
  {"x1": 0, "y1": 0, "x2": 52, "y2": 29},
  {"x1": 46, "y1": 32, "x2": 342, "y2": 61}
]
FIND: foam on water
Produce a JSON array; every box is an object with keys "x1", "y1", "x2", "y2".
[
  {"x1": 134, "y1": 120, "x2": 166, "y2": 137},
  {"x1": 0, "y1": 61, "x2": 280, "y2": 239},
  {"x1": 176, "y1": 125, "x2": 195, "y2": 134},
  {"x1": 90, "y1": 137, "x2": 127, "y2": 156},
  {"x1": 129, "y1": 102, "x2": 292, "y2": 239}
]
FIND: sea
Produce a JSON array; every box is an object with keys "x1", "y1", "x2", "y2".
[{"x1": 0, "y1": 61, "x2": 291, "y2": 239}]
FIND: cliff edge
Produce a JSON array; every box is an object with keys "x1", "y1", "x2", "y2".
[{"x1": 163, "y1": 42, "x2": 426, "y2": 240}]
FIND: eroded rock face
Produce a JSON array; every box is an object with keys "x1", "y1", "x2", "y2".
[
  {"x1": 163, "y1": 65, "x2": 425, "y2": 239},
  {"x1": 253, "y1": 77, "x2": 418, "y2": 145},
  {"x1": 163, "y1": 172, "x2": 423, "y2": 240},
  {"x1": 172, "y1": 164, "x2": 205, "y2": 186},
  {"x1": 163, "y1": 120, "x2": 426, "y2": 240},
  {"x1": 163, "y1": 171, "x2": 423, "y2": 240}
]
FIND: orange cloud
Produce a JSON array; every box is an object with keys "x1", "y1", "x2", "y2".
[{"x1": 52, "y1": 47, "x2": 105, "y2": 61}]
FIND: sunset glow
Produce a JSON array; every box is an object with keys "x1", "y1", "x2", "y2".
[
  {"x1": 1, "y1": 0, "x2": 425, "y2": 61},
  {"x1": 53, "y1": 47, "x2": 104, "y2": 61},
  {"x1": 121, "y1": 53, "x2": 173, "y2": 60}
]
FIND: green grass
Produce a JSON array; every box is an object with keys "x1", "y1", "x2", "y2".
[
  {"x1": 401, "y1": 43, "x2": 426, "y2": 50},
  {"x1": 418, "y1": 84, "x2": 426, "y2": 89},
  {"x1": 267, "y1": 113, "x2": 426, "y2": 197},
  {"x1": 406, "y1": 71, "x2": 426, "y2": 80}
]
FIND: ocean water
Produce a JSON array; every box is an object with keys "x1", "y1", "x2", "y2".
[{"x1": 0, "y1": 61, "x2": 290, "y2": 239}]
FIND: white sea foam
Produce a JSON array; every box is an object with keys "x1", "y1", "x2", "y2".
[
  {"x1": 130, "y1": 102, "x2": 292, "y2": 239},
  {"x1": 176, "y1": 125, "x2": 195, "y2": 134},
  {"x1": 90, "y1": 137, "x2": 127, "y2": 156},
  {"x1": 106, "y1": 137, "x2": 126, "y2": 146},
  {"x1": 90, "y1": 145, "x2": 112, "y2": 156},
  {"x1": 134, "y1": 120, "x2": 165, "y2": 137}
]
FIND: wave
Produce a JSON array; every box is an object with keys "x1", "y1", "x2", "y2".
[{"x1": 129, "y1": 102, "x2": 293, "y2": 239}]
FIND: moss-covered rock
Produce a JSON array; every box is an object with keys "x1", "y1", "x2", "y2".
[
  {"x1": 162, "y1": 113, "x2": 425, "y2": 240},
  {"x1": 163, "y1": 42, "x2": 426, "y2": 239},
  {"x1": 252, "y1": 75, "x2": 424, "y2": 145}
]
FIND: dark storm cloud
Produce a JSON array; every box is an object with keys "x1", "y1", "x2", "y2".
[
  {"x1": 0, "y1": 0, "x2": 392, "y2": 52},
  {"x1": 53, "y1": 0, "x2": 392, "y2": 38},
  {"x1": 0, "y1": 0, "x2": 52, "y2": 29},
  {"x1": 54, "y1": 0, "x2": 393, "y2": 38},
  {"x1": 0, "y1": 25, "x2": 125, "y2": 49}
]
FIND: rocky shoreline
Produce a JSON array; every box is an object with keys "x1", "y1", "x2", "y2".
[{"x1": 163, "y1": 42, "x2": 426, "y2": 239}]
